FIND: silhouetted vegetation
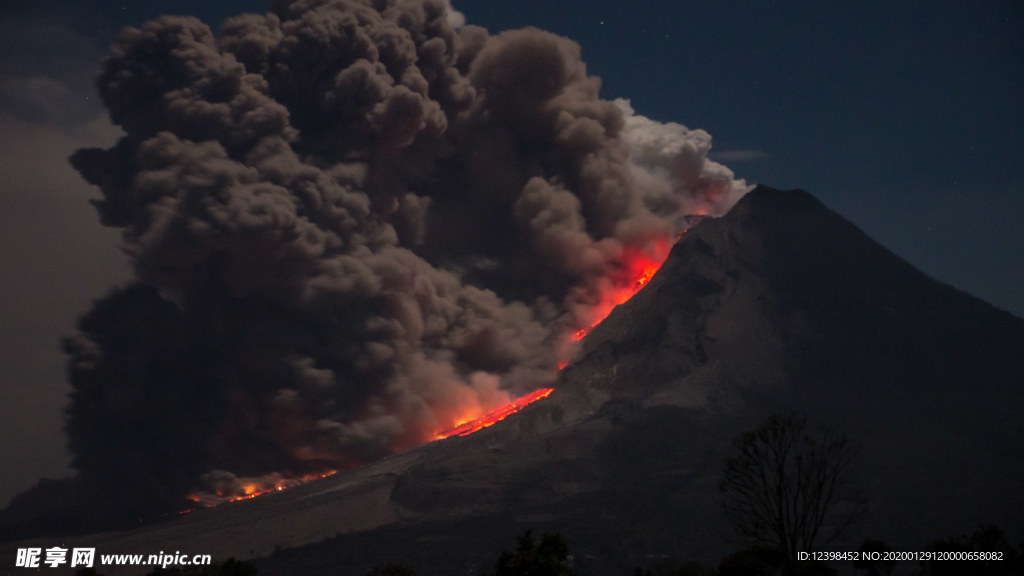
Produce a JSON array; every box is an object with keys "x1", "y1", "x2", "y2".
[
  {"x1": 74, "y1": 522, "x2": 1024, "y2": 576},
  {"x1": 717, "y1": 545, "x2": 781, "y2": 575},
  {"x1": 720, "y1": 413, "x2": 864, "y2": 573},
  {"x1": 489, "y1": 530, "x2": 577, "y2": 576}
]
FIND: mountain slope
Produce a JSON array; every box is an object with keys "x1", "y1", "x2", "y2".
[
  {"x1": 349, "y1": 185, "x2": 1024, "y2": 574},
  {"x1": 3, "y1": 185, "x2": 1021, "y2": 576}
]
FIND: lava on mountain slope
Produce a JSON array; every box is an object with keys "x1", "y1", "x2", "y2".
[
  {"x1": 179, "y1": 217, "x2": 709, "y2": 513},
  {"x1": 434, "y1": 219, "x2": 711, "y2": 437},
  {"x1": 433, "y1": 387, "x2": 555, "y2": 440}
]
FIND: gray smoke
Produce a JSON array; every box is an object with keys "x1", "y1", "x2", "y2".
[{"x1": 65, "y1": 0, "x2": 747, "y2": 513}]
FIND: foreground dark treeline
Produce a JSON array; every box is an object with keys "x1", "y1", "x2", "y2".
[
  {"x1": 40, "y1": 411, "x2": 1021, "y2": 576},
  {"x1": 71, "y1": 524, "x2": 1024, "y2": 576}
]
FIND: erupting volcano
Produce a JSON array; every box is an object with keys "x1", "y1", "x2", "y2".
[
  {"x1": 47, "y1": 0, "x2": 749, "y2": 519},
  {"x1": 440, "y1": 224, "x2": 698, "y2": 433},
  {"x1": 186, "y1": 226, "x2": 683, "y2": 508},
  {"x1": 6, "y1": 187, "x2": 1024, "y2": 576},
  {"x1": 184, "y1": 234, "x2": 675, "y2": 507}
]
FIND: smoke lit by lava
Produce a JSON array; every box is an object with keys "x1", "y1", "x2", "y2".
[{"x1": 62, "y1": 0, "x2": 747, "y2": 515}]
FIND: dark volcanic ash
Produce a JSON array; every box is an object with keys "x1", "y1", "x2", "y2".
[{"x1": 64, "y1": 0, "x2": 747, "y2": 513}]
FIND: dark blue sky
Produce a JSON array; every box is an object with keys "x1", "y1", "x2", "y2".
[
  {"x1": 459, "y1": 1, "x2": 1024, "y2": 317},
  {"x1": 10, "y1": 0, "x2": 1018, "y2": 311},
  {"x1": 0, "y1": 0, "x2": 1020, "y2": 504}
]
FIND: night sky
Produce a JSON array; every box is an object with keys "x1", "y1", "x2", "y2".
[{"x1": 1, "y1": 0, "x2": 1020, "y2": 506}]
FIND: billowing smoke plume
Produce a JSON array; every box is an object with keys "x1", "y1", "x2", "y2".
[{"x1": 65, "y1": 0, "x2": 747, "y2": 513}]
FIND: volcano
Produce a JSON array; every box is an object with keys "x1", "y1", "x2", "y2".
[{"x1": 3, "y1": 186, "x2": 1023, "y2": 575}]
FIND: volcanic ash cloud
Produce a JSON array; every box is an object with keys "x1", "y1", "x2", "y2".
[{"x1": 64, "y1": 0, "x2": 747, "y2": 512}]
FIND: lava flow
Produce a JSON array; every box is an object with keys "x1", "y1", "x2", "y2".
[
  {"x1": 574, "y1": 251, "x2": 663, "y2": 342},
  {"x1": 184, "y1": 223, "x2": 697, "y2": 509},
  {"x1": 556, "y1": 233, "x2": 679, "y2": 367},
  {"x1": 434, "y1": 388, "x2": 555, "y2": 440},
  {"x1": 433, "y1": 233, "x2": 687, "y2": 439},
  {"x1": 181, "y1": 470, "x2": 338, "y2": 513}
]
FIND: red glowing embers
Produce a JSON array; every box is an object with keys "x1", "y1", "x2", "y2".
[{"x1": 180, "y1": 470, "x2": 339, "y2": 514}]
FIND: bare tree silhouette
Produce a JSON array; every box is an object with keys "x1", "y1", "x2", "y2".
[{"x1": 720, "y1": 413, "x2": 865, "y2": 572}]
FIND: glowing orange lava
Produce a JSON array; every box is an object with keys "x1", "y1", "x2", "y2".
[
  {"x1": 439, "y1": 237, "x2": 676, "y2": 437},
  {"x1": 179, "y1": 222, "x2": 699, "y2": 510},
  {"x1": 568, "y1": 238, "x2": 671, "y2": 345},
  {"x1": 180, "y1": 470, "x2": 338, "y2": 514},
  {"x1": 434, "y1": 388, "x2": 554, "y2": 440}
]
